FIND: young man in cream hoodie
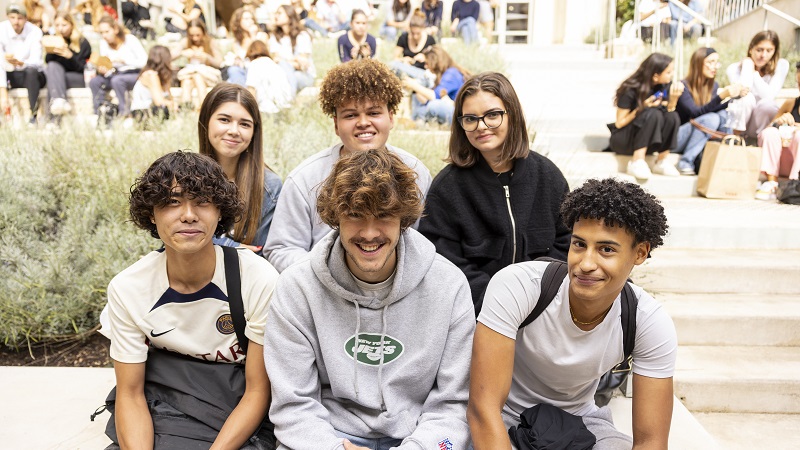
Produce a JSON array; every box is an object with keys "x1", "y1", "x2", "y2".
[{"x1": 264, "y1": 148, "x2": 474, "y2": 450}]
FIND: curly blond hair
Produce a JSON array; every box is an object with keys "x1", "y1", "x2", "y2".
[{"x1": 318, "y1": 59, "x2": 403, "y2": 117}]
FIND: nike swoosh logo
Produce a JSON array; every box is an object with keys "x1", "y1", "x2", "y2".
[{"x1": 150, "y1": 328, "x2": 175, "y2": 338}]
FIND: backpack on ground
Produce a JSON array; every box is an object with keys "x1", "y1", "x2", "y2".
[{"x1": 518, "y1": 258, "x2": 637, "y2": 407}]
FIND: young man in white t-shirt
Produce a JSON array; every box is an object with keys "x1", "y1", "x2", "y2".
[{"x1": 468, "y1": 178, "x2": 677, "y2": 450}]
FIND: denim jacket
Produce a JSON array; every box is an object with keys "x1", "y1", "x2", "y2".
[{"x1": 214, "y1": 168, "x2": 283, "y2": 256}]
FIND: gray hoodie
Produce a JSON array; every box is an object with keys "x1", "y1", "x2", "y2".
[{"x1": 264, "y1": 228, "x2": 474, "y2": 450}]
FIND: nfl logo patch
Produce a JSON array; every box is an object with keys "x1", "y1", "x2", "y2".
[{"x1": 437, "y1": 438, "x2": 453, "y2": 450}]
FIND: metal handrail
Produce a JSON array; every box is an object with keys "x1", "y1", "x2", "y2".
[
  {"x1": 708, "y1": 0, "x2": 768, "y2": 29},
  {"x1": 762, "y1": 4, "x2": 800, "y2": 29},
  {"x1": 668, "y1": 0, "x2": 712, "y2": 26}
]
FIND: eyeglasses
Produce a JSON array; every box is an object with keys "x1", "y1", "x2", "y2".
[{"x1": 457, "y1": 110, "x2": 507, "y2": 132}]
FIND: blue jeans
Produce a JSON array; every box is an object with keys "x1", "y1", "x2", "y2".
[
  {"x1": 302, "y1": 18, "x2": 328, "y2": 37},
  {"x1": 411, "y1": 94, "x2": 454, "y2": 124},
  {"x1": 334, "y1": 430, "x2": 402, "y2": 450},
  {"x1": 225, "y1": 65, "x2": 247, "y2": 87},
  {"x1": 675, "y1": 110, "x2": 729, "y2": 170},
  {"x1": 456, "y1": 17, "x2": 479, "y2": 44},
  {"x1": 389, "y1": 61, "x2": 432, "y2": 87},
  {"x1": 278, "y1": 61, "x2": 314, "y2": 96},
  {"x1": 669, "y1": 20, "x2": 702, "y2": 45}
]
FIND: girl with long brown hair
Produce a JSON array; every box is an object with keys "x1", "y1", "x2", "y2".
[
  {"x1": 129, "y1": 45, "x2": 173, "y2": 123},
  {"x1": 43, "y1": 11, "x2": 91, "y2": 118},
  {"x1": 673, "y1": 47, "x2": 743, "y2": 175},
  {"x1": 270, "y1": 4, "x2": 315, "y2": 94},
  {"x1": 174, "y1": 19, "x2": 221, "y2": 110},
  {"x1": 726, "y1": 30, "x2": 790, "y2": 138},
  {"x1": 224, "y1": 6, "x2": 269, "y2": 86},
  {"x1": 198, "y1": 83, "x2": 282, "y2": 254}
]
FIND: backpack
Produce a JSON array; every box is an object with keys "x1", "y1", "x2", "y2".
[{"x1": 518, "y1": 258, "x2": 637, "y2": 407}]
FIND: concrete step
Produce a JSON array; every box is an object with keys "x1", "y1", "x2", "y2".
[
  {"x1": 660, "y1": 198, "x2": 800, "y2": 249},
  {"x1": 674, "y1": 346, "x2": 800, "y2": 414},
  {"x1": 609, "y1": 395, "x2": 720, "y2": 449},
  {"x1": 632, "y1": 249, "x2": 800, "y2": 294},
  {"x1": 659, "y1": 293, "x2": 800, "y2": 346},
  {"x1": 694, "y1": 412, "x2": 800, "y2": 450}
]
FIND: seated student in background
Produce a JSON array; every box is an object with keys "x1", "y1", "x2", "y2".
[
  {"x1": 173, "y1": 19, "x2": 222, "y2": 111},
  {"x1": 199, "y1": 83, "x2": 283, "y2": 254},
  {"x1": 245, "y1": 40, "x2": 293, "y2": 114},
  {"x1": 129, "y1": 45, "x2": 173, "y2": 124},
  {"x1": 0, "y1": 4, "x2": 45, "y2": 125},
  {"x1": 402, "y1": 45, "x2": 469, "y2": 125},
  {"x1": 44, "y1": 11, "x2": 91, "y2": 119},
  {"x1": 468, "y1": 177, "x2": 677, "y2": 450},
  {"x1": 165, "y1": 0, "x2": 205, "y2": 35},
  {"x1": 420, "y1": 72, "x2": 571, "y2": 315},
  {"x1": 757, "y1": 61, "x2": 800, "y2": 201},
  {"x1": 315, "y1": 0, "x2": 348, "y2": 34},
  {"x1": 269, "y1": 5, "x2": 315, "y2": 95},
  {"x1": 673, "y1": 47, "x2": 741, "y2": 175},
  {"x1": 609, "y1": 52, "x2": 683, "y2": 180},
  {"x1": 89, "y1": 16, "x2": 147, "y2": 119},
  {"x1": 726, "y1": 30, "x2": 789, "y2": 140},
  {"x1": 380, "y1": 0, "x2": 410, "y2": 42},
  {"x1": 337, "y1": 10, "x2": 376, "y2": 62},
  {"x1": 224, "y1": 6, "x2": 269, "y2": 87},
  {"x1": 291, "y1": 0, "x2": 329, "y2": 37},
  {"x1": 421, "y1": 0, "x2": 442, "y2": 39},
  {"x1": 389, "y1": 9, "x2": 436, "y2": 86},
  {"x1": 450, "y1": 0, "x2": 479, "y2": 45},
  {"x1": 122, "y1": 0, "x2": 154, "y2": 40},
  {"x1": 264, "y1": 148, "x2": 474, "y2": 450},
  {"x1": 102, "y1": 151, "x2": 278, "y2": 449},
  {"x1": 667, "y1": 0, "x2": 703, "y2": 45},
  {"x1": 263, "y1": 58, "x2": 432, "y2": 272}
]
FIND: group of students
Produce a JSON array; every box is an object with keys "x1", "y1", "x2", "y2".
[
  {"x1": 98, "y1": 57, "x2": 678, "y2": 450},
  {"x1": 609, "y1": 29, "x2": 800, "y2": 201}
]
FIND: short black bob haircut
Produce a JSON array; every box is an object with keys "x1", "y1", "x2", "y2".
[
  {"x1": 560, "y1": 178, "x2": 668, "y2": 251},
  {"x1": 129, "y1": 151, "x2": 244, "y2": 239}
]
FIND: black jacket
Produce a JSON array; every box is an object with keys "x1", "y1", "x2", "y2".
[
  {"x1": 44, "y1": 37, "x2": 91, "y2": 73},
  {"x1": 419, "y1": 151, "x2": 571, "y2": 315}
]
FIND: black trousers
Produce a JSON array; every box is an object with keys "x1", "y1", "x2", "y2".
[
  {"x1": 609, "y1": 107, "x2": 680, "y2": 156},
  {"x1": 6, "y1": 68, "x2": 47, "y2": 115}
]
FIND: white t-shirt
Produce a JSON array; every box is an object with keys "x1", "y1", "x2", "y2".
[
  {"x1": 268, "y1": 31, "x2": 315, "y2": 77},
  {"x1": 106, "y1": 246, "x2": 279, "y2": 364},
  {"x1": 478, "y1": 261, "x2": 677, "y2": 423},
  {"x1": 726, "y1": 58, "x2": 790, "y2": 102},
  {"x1": 246, "y1": 56, "x2": 293, "y2": 113}
]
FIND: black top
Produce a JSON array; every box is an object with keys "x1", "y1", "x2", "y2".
[
  {"x1": 617, "y1": 84, "x2": 669, "y2": 110},
  {"x1": 396, "y1": 32, "x2": 436, "y2": 69},
  {"x1": 44, "y1": 36, "x2": 92, "y2": 73},
  {"x1": 792, "y1": 97, "x2": 800, "y2": 123},
  {"x1": 675, "y1": 80, "x2": 727, "y2": 124},
  {"x1": 419, "y1": 151, "x2": 571, "y2": 315}
]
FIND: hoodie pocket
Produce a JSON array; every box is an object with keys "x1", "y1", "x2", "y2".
[
  {"x1": 462, "y1": 235, "x2": 505, "y2": 261},
  {"x1": 524, "y1": 227, "x2": 554, "y2": 259}
]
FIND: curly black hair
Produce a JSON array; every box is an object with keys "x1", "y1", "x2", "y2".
[
  {"x1": 318, "y1": 58, "x2": 403, "y2": 117},
  {"x1": 560, "y1": 178, "x2": 668, "y2": 250},
  {"x1": 129, "y1": 151, "x2": 244, "y2": 239}
]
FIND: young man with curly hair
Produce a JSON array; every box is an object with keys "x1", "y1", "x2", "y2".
[
  {"x1": 264, "y1": 148, "x2": 474, "y2": 450},
  {"x1": 468, "y1": 178, "x2": 678, "y2": 450},
  {"x1": 101, "y1": 151, "x2": 279, "y2": 449},
  {"x1": 263, "y1": 58, "x2": 432, "y2": 273}
]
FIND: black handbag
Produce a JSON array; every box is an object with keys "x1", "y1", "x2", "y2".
[
  {"x1": 519, "y1": 258, "x2": 638, "y2": 407},
  {"x1": 777, "y1": 179, "x2": 800, "y2": 205}
]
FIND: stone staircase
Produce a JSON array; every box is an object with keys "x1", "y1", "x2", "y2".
[{"x1": 500, "y1": 43, "x2": 800, "y2": 449}]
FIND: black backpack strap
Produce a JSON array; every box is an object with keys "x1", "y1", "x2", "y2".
[
  {"x1": 519, "y1": 261, "x2": 569, "y2": 329},
  {"x1": 617, "y1": 282, "x2": 638, "y2": 369},
  {"x1": 222, "y1": 246, "x2": 249, "y2": 354}
]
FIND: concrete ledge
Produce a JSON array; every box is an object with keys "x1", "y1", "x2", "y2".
[{"x1": 695, "y1": 412, "x2": 800, "y2": 450}]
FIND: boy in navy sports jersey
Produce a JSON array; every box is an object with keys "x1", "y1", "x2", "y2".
[{"x1": 102, "y1": 151, "x2": 279, "y2": 449}]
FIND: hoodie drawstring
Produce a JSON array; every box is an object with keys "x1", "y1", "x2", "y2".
[
  {"x1": 377, "y1": 303, "x2": 389, "y2": 411},
  {"x1": 352, "y1": 301, "x2": 361, "y2": 399}
]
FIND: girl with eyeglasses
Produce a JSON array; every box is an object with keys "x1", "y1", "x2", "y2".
[
  {"x1": 418, "y1": 72, "x2": 571, "y2": 315},
  {"x1": 673, "y1": 47, "x2": 744, "y2": 175}
]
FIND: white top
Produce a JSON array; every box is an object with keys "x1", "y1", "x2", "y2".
[
  {"x1": 0, "y1": 20, "x2": 43, "y2": 70},
  {"x1": 129, "y1": 79, "x2": 153, "y2": 111},
  {"x1": 268, "y1": 31, "x2": 316, "y2": 77},
  {"x1": 726, "y1": 58, "x2": 790, "y2": 102},
  {"x1": 100, "y1": 33, "x2": 147, "y2": 73},
  {"x1": 639, "y1": 0, "x2": 671, "y2": 27},
  {"x1": 105, "y1": 246, "x2": 279, "y2": 364},
  {"x1": 478, "y1": 261, "x2": 677, "y2": 421},
  {"x1": 263, "y1": 143, "x2": 433, "y2": 272},
  {"x1": 245, "y1": 57, "x2": 293, "y2": 113}
]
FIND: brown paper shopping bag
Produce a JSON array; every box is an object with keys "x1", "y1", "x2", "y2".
[{"x1": 696, "y1": 136, "x2": 761, "y2": 199}]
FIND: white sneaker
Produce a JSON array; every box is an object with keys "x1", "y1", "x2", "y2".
[
  {"x1": 49, "y1": 98, "x2": 71, "y2": 115},
  {"x1": 626, "y1": 159, "x2": 652, "y2": 180},
  {"x1": 652, "y1": 159, "x2": 680, "y2": 176},
  {"x1": 755, "y1": 181, "x2": 779, "y2": 201}
]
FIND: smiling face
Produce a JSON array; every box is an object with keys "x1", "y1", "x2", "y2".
[
  {"x1": 207, "y1": 101, "x2": 255, "y2": 166},
  {"x1": 749, "y1": 39, "x2": 776, "y2": 70},
  {"x1": 652, "y1": 62, "x2": 674, "y2": 85},
  {"x1": 461, "y1": 90, "x2": 509, "y2": 166},
  {"x1": 334, "y1": 99, "x2": 394, "y2": 155},
  {"x1": 702, "y1": 53, "x2": 720, "y2": 79},
  {"x1": 152, "y1": 183, "x2": 221, "y2": 257},
  {"x1": 567, "y1": 218, "x2": 649, "y2": 308},
  {"x1": 339, "y1": 214, "x2": 401, "y2": 283}
]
